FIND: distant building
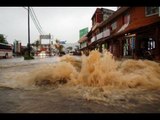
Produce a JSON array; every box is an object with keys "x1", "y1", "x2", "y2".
[{"x1": 13, "y1": 40, "x2": 22, "y2": 56}]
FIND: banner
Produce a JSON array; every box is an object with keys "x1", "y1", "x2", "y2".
[
  {"x1": 40, "y1": 34, "x2": 51, "y2": 39},
  {"x1": 79, "y1": 27, "x2": 88, "y2": 39}
]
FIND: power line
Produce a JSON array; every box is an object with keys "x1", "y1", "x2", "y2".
[
  {"x1": 23, "y1": 7, "x2": 43, "y2": 34},
  {"x1": 23, "y1": 7, "x2": 44, "y2": 35},
  {"x1": 30, "y1": 7, "x2": 44, "y2": 33},
  {"x1": 29, "y1": 8, "x2": 43, "y2": 34}
]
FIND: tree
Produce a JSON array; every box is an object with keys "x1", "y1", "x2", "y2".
[
  {"x1": 35, "y1": 40, "x2": 40, "y2": 51},
  {"x1": 54, "y1": 39, "x2": 64, "y2": 55},
  {"x1": 0, "y1": 34, "x2": 8, "y2": 44},
  {"x1": 66, "y1": 46, "x2": 73, "y2": 51},
  {"x1": 54, "y1": 44, "x2": 64, "y2": 53}
]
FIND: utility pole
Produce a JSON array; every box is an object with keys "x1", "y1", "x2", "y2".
[
  {"x1": 28, "y1": 6, "x2": 31, "y2": 57},
  {"x1": 49, "y1": 33, "x2": 51, "y2": 56}
]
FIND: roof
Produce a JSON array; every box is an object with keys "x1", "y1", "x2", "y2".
[
  {"x1": 91, "y1": 8, "x2": 101, "y2": 20},
  {"x1": 78, "y1": 36, "x2": 88, "y2": 43},
  {"x1": 125, "y1": 17, "x2": 160, "y2": 33},
  {"x1": 91, "y1": 8, "x2": 115, "y2": 20},
  {"x1": 115, "y1": 17, "x2": 160, "y2": 37},
  {"x1": 99, "y1": 7, "x2": 130, "y2": 28}
]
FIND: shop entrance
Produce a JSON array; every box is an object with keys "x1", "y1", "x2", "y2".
[
  {"x1": 123, "y1": 34, "x2": 135, "y2": 57},
  {"x1": 139, "y1": 36, "x2": 155, "y2": 60}
]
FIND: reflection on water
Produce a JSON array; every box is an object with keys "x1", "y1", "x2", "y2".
[{"x1": 0, "y1": 56, "x2": 60, "y2": 68}]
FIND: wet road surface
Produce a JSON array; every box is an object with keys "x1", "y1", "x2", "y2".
[{"x1": 0, "y1": 57, "x2": 160, "y2": 113}]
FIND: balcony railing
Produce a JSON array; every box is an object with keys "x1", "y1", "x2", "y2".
[
  {"x1": 103, "y1": 29, "x2": 110, "y2": 38},
  {"x1": 90, "y1": 29, "x2": 110, "y2": 44},
  {"x1": 96, "y1": 32, "x2": 103, "y2": 40},
  {"x1": 91, "y1": 36, "x2": 96, "y2": 43}
]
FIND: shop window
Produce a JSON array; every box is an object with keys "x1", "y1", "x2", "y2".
[
  {"x1": 148, "y1": 38, "x2": 155, "y2": 50},
  {"x1": 145, "y1": 7, "x2": 158, "y2": 16}
]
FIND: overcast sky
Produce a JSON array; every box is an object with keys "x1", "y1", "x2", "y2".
[{"x1": 0, "y1": 7, "x2": 117, "y2": 46}]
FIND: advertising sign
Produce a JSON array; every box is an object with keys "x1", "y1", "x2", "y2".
[{"x1": 79, "y1": 27, "x2": 88, "y2": 38}]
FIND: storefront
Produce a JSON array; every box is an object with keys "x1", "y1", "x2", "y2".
[{"x1": 123, "y1": 33, "x2": 136, "y2": 58}]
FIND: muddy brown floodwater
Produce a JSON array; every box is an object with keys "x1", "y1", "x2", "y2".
[{"x1": 0, "y1": 51, "x2": 160, "y2": 113}]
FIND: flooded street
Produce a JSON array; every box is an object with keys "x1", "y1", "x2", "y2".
[{"x1": 0, "y1": 53, "x2": 160, "y2": 113}]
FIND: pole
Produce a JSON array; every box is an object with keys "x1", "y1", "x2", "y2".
[
  {"x1": 28, "y1": 6, "x2": 31, "y2": 57},
  {"x1": 49, "y1": 33, "x2": 51, "y2": 56}
]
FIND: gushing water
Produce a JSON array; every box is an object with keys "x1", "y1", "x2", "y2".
[{"x1": 0, "y1": 50, "x2": 160, "y2": 102}]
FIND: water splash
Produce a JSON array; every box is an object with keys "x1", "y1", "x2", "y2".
[
  {"x1": 0, "y1": 50, "x2": 160, "y2": 102},
  {"x1": 70, "y1": 50, "x2": 160, "y2": 90}
]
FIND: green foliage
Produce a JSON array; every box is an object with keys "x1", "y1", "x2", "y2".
[
  {"x1": 0, "y1": 34, "x2": 8, "y2": 44},
  {"x1": 36, "y1": 40, "x2": 40, "y2": 47},
  {"x1": 66, "y1": 46, "x2": 73, "y2": 51},
  {"x1": 24, "y1": 51, "x2": 34, "y2": 60}
]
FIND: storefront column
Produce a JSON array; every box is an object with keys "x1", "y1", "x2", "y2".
[
  {"x1": 119, "y1": 38, "x2": 123, "y2": 58},
  {"x1": 134, "y1": 34, "x2": 140, "y2": 59},
  {"x1": 99, "y1": 44, "x2": 102, "y2": 53},
  {"x1": 155, "y1": 26, "x2": 160, "y2": 60}
]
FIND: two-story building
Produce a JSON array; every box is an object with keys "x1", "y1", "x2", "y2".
[
  {"x1": 79, "y1": 7, "x2": 160, "y2": 61},
  {"x1": 78, "y1": 8, "x2": 115, "y2": 55},
  {"x1": 103, "y1": 7, "x2": 160, "y2": 60}
]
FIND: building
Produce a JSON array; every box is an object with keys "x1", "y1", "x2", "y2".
[
  {"x1": 79, "y1": 7, "x2": 160, "y2": 61},
  {"x1": 78, "y1": 8, "x2": 115, "y2": 55},
  {"x1": 13, "y1": 40, "x2": 22, "y2": 56}
]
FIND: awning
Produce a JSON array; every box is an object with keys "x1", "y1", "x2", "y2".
[
  {"x1": 117, "y1": 22, "x2": 129, "y2": 33},
  {"x1": 78, "y1": 36, "x2": 88, "y2": 43},
  {"x1": 124, "y1": 18, "x2": 160, "y2": 34},
  {"x1": 114, "y1": 18, "x2": 160, "y2": 37}
]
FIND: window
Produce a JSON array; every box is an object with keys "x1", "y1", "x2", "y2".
[
  {"x1": 111, "y1": 21, "x2": 117, "y2": 30},
  {"x1": 148, "y1": 38, "x2": 155, "y2": 50},
  {"x1": 145, "y1": 7, "x2": 158, "y2": 16}
]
